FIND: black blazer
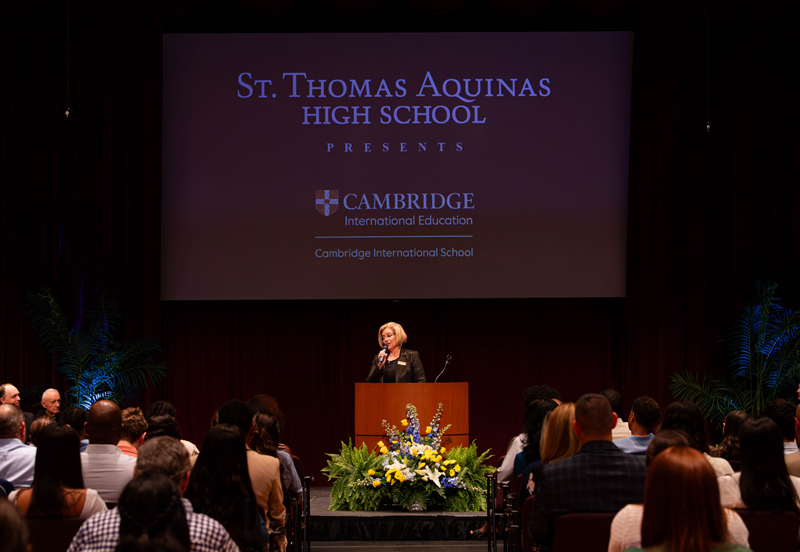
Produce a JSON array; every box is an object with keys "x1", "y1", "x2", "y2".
[{"x1": 366, "y1": 348, "x2": 426, "y2": 383}]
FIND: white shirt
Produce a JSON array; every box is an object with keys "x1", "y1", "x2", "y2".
[
  {"x1": 80, "y1": 444, "x2": 136, "y2": 503},
  {"x1": 718, "y1": 471, "x2": 800, "y2": 509},
  {"x1": 784, "y1": 442, "x2": 799, "y2": 456},
  {"x1": 0, "y1": 438, "x2": 36, "y2": 488},
  {"x1": 497, "y1": 433, "x2": 525, "y2": 483},
  {"x1": 608, "y1": 503, "x2": 750, "y2": 552},
  {"x1": 705, "y1": 452, "x2": 734, "y2": 479},
  {"x1": 9, "y1": 487, "x2": 107, "y2": 518},
  {"x1": 611, "y1": 421, "x2": 632, "y2": 441},
  {"x1": 182, "y1": 439, "x2": 200, "y2": 457}
]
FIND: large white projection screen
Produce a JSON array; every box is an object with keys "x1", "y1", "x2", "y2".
[{"x1": 162, "y1": 33, "x2": 630, "y2": 300}]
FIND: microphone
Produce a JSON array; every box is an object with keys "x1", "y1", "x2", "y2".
[
  {"x1": 381, "y1": 345, "x2": 389, "y2": 362},
  {"x1": 435, "y1": 355, "x2": 452, "y2": 383}
]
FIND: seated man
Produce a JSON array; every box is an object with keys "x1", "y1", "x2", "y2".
[
  {"x1": 117, "y1": 407, "x2": 147, "y2": 458},
  {"x1": 80, "y1": 400, "x2": 136, "y2": 503},
  {"x1": 614, "y1": 396, "x2": 661, "y2": 455},
  {"x1": 601, "y1": 389, "x2": 632, "y2": 441},
  {"x1": 528, "y1": 393, "x2": 647, "y2": 550},
  {"x1": 762, "y1": 399, "x2": 798, "y2": 455},
  {"x1": 60, "y1": 404, "x2": 89, "y2": 452},
  {"x1": 68, "y1": 436, "x2": 238, "y2": 552},
  {"x1": 0, "y1": 383, "x2": 33, "y2": 443},
  {"x1": 148, "y1": 400, "x2": 200, "y2": 457},
  {"x1": 0, "y1": 404, "x2": 36, "y2": 488}
]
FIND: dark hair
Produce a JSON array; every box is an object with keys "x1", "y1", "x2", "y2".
[
  {"x1": 575, "y1": 394, "x2": 614, "y2": 436},
  {"x1": 59, "y1": 405, "x2": 87, "y2": 436},
  {"x1": 739, "y1": 417, "x2": 800, "y2": 513},
  {"x1": 217, "y1": 400, "x2": 254, "y2": 436},
  {"x1": 713, "y1": 410, "x2": 748, "y2": 461},
  {"x1": 631, "y1": 396, "x2": 661, "y2": 433},
  {"x1": 184, "y1": 425, "x2": 265, "y2": 550},
  {"x1": 641, "y1": 446, "x2": 727, "y2": 552},
  {"x1": 247, "y1": 395, "x2": 285, "y2": 432},
  {"x1": 521, "y1": 399, "x2": 557, "y2": 464},
  {"x1": 761, "y1": 399, "x2": 796, "y2": 442},
  {"x1": 144, "y1": 415, "x2": 181, "y2": 441},
  {"x1": 148, "y1": 401, "x2": 178, "y2": 420},
  {"x1": 522, "y1": 385, "x2": 562, "y2": 408},
  {"x1": 0, "y1": 498, "x2": 29, "y2": 552},
  {"x1": 27, "y1": 424, "x2": 85, "y2": 518},
  {"x1": 115, "y1": 473, "x2": 190, "y2": 552},
  {"x1": 645, "y1": 429, "x2": 690, "y2": 466},
  {"x1": 660, "y1": 401, "x2": 709, "y2": 453},
  {"x1": 250, "y1": 412, "x2": 280, "y2": 458},
  {"x1": 29, "y1": 415, "x2": 55, "y2": 447},
  {"x1": 599, "y1": 389, "x2": 623, "y2": 417}
]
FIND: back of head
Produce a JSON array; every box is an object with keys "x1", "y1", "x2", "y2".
[
  {"x1": 217, "y1": 400, "x2": 253, "y2": 436},
  {"x1": 739, "y1": 416, "x2": 799, "y2": 513},
  {"x1": 136, "y1": 437, "x2": 190, "y2": 488},
  {"x1": 599, "y1": 389, "x2": 623, "y2": 418},
  {"x1": 247, "y1": 395, "x2": 285, "y2": 432},
  {"x1": 29, "y1": 424, "x2": 84, "y2": 517},
  {"x1": 722, "y1": 410, "x2": 748, "y2": 439},
  {"x1": 250, "y1": 412, "x2": 280, "y2": 457},
  {"x1": 148, "y1": 401, "x2": 178, "y2": 420},
  {"x1": 660, "y1": 401, "x2": 708, "y2": 453},
  {"x1": 116, "y1": 472, "x2": 190, "y2": 552},
  {"x1": 29, "y1": 415, "x2": 55, "y2": 446},
  {"x1": 121, "y1": 408, "x2": 148, "y2": 443},
  {"x1": 641, "y1": 446, "x2": 726, "y2": 552},
  {"x1": 59, "y1": 405, "x2": 88, "y2": 436},
  {"x1": 86, "y1": 400, "x2": 123, "y2": 445},
  {"x1": 540, "y1": 403, "x2": 580, "y2": 464},
  {"x1": 144, "y1": 415, "x2": 181, "y2": 441},
  {"x1": 574, "y1": 394, "x2": 614, "y2": 438},
  {"x1": 522, "y1": 399, "x2": 557, "y2": 457},
  {"x1": 0, "y1": 498, "x2": 29, "y2": 552},
  {"x1": 522, "y1": 385, "x2": 563, "y2": 408},
  {"x1": 645, "y1": 429, "x2": 690, "y2": 466},
  {"x1": 631, "y1": 396, "x2": 661, "y2": 433},
  {"x1": 0, "y1": 404, "x2": 23, "y2": 439},
  {"x1": 761, "y1": 399, "x2": 796, "y2": 442}
]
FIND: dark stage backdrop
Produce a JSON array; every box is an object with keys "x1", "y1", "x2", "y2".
[{"x1": 2, "y1": 0, "x2": 798, "y2": 481}]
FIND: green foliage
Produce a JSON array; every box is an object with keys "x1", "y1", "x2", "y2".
[
  {"x1": 670, "y1": 281, "x2": 800, "y2": 422},
  {"x1": 443, "y1": 442, "x2": 495, "y2": 511},
  {"x1": 322, "y1": 440, "x2": 387, "y2": 511},
  {"x1": 26, "y1": 288, "x2": 168, "y2": 409}
]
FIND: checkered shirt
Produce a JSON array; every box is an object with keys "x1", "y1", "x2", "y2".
[{"x1": 67, "y1": 498, "x2": 239, "y2": 552}]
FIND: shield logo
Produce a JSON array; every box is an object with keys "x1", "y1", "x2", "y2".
[{"x1": 316, "y1": 190, "x2": 339, "y2": 216}]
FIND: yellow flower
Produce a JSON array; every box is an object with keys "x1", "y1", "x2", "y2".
[
  {"x1": 386, "y1": 473, "x2": 392, "y2": 481},
  {"x1": 390, "y1": 478, "x2": 396, "y2": 486},
  {"x1": 419, "y1": 462, "x2": 426, "y2": 468},
  {"x1": 449, "y1": 469, "x2": 455, "y2": 477},
  {"x1": 455, "y1": 465, "x2": 461, "y2": 472},
  {"x1": 398, "y1": 474, "x2": 406, "y2": 482},
  {"x1": 415, "y1": 469, "x2": 426, "y2": 476},
  {"x1": 377, "y1": 441, "x2": 385, "y2": 448},
  {"x1": 380, "y1": 446, "x2": 388, "y2": 454},
  {"x1": 401, "y1": 419, "x2": 408, "y2": 427},
  {"x1": 372, "y1": 480, "x2": 381, "y2": 487},
  {"x1": 411, "y1": 448, "x2": 418, "y2": 456},
  {"x1": 440, "y1": 447, "x2": 446, "y2": 454},
  {"x1": 422, "y1": 476, "x2": 429, "y2": 482},
  {"x1": 426, "y1": 426, "x2": 432, "y2": 434},
  {"x1": 368, "y1": 469, "x2": 375, "y2": 476},
  {"x1": 436, "y1": 456, "x2": 443, "y2": 463}
]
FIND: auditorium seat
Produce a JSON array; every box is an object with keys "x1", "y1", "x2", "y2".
[
  {"x1": 521, "y1": 495, "x2": 535, "y2": 552},
  {"x1": 552, "y1": 513, "x2": 615, "y2": 552},
  {"x1": 292, "y1": 454, "x2": 303, "y2": 479},
  {"x1": 27, "y1": 517, "x2": 85, "y2": 552},
  {"x1": 734, "y1": 509, "x2": 800, "y2": 552}
]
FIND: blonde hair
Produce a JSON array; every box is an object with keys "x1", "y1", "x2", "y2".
[
  {"x1": 540, "y1": 402, "x2": 580, "y2": 464},
  {"x1": 377, "y1": 322, "x2": 407, "y2": 347}
]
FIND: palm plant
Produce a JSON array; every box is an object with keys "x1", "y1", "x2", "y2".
[
  {"x1": 670, "y1": 281, "x2": 800, "y2": 423},
  {"x1": 26, "y1": 288, "x2": 168, "y2": 409}
]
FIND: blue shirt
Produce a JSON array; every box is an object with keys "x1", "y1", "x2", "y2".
[
  {"x1": 0, "y1": 438, "x2": 36, "y2": 488},
  {"x1": 614, "y1": 434, "x2": 654, "y2": 455}
]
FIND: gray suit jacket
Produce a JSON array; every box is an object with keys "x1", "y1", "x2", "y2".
[{"x1": 366, "y1": 348, "x2": 426, "y2": 383}]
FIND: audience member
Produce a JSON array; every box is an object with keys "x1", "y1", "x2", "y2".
[
  {"x1": 248, "y1": 394, "x2": 292, "y2": 456},
  {"x1": 513, "y1": 399, "x2": 558, "y2": 480},
  {"x1": 60, "y1": 405, "x2": 89, "y2": 452},
  {"x1": 710, "y1": 410, "x2": 748, "y2": 463},
  {"x1": 786, "y1": 404, "x2": 800, "y2": 477},
  {"x1": 644, "y1": 429, "x2": 690, "y2": 466},
  {"x1": 148, "y1": 400, "x2": 200, "y2": 457},
  {"x1": 40, "y1": 388, "x2": 61, "y2": 419},
  {"x1": 68, "y1": 436, "x2": 239, "y2": 551},
  {"x1": 81, "y1": 400, "x2": 136, "y2": 503},
  {"x1": 0, "y1": 384, "x2": 33, "y2": 443},
  {"x1": 600, "y1": 389, "x2": 631, "y2": 441},
  {"x1": 497, "y1": 385, "x2": 563, "y2": 483},
  {"x1": 528, "y1": 394, "x2": 647, "y2": 549},
  {"x1": 761, "y1": 399, "x2": 798, "y2": 455},
  {"x1": 614, "y1": 396, "x2": 660, "y2": 455},
  {"x1": 10, "y1": 424, "x2": 106, "y2": 518},
  {"x1": 114, "y1": 473, "x2": 191, "y2": 552},
  {"x1": 0, "y1": 497, "x2": 29, "y2": 552},
  {"x1": 217, "y1": 399, "x2": 285, "y2": 534},
  {"x1": 144, "y1": 414, "x2": 181, "y2": 441},
  {"x1": 118, "y1": 407, "x2": 147, "y2": 458},
  {"x1": 250, "y1": 412, "x2": 302, "y2": 498},
  {"x1": 0, "y1": 404, "x2": 36, "y2": 487},
  {"x1": 609, "y1": 446, "x2": 751, "y2": 552},
  {"x1": 718, "y1": 416, "x2": 800, "y2": 511},
  {"x1": 185, "y1": 425, "x2": 269, "y2": 551},
  {"x1": 661, "y1": 400, "x2": 733, "y2": 478},
  {"x1": 517, "y1": 402, "x2": 579, "y2": 508},
  {"x1": 29, "y1": 414, "x2": 55, "y2": 447}
]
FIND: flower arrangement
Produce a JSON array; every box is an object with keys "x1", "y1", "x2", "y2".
[{"x1": 323, "y1": 403, "x2": 494, "y2": 512}]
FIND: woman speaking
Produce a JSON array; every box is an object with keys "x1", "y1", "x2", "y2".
[{"x1": 366, "y1": 322, "x2": 426, "y2": 383}]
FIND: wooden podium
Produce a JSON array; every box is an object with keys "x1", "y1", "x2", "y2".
[{"x1": 354, "y1": 382, "x2": 469, "y2": 451}]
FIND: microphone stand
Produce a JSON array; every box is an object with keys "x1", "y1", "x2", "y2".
[{"x1": 435, "y1": 354, "x2": 452, "y2": 383}]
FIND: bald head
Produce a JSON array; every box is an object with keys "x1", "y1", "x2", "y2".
[
  {"x1": 0, "y1": 384, "x2": 21, "y2": 406},
  {"x1": 0, "y1": 404, "x2": 25, "y2": 440},
  {"x1": 41, "y1": 388, "x2": 61, "y2": 418},
  {"x1": 86, "y1": 400, "x2": 123, "y2": 445}
]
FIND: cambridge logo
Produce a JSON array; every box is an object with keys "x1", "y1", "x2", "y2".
[{"x1": 315, "y1": 190, "x2": 339, "y2": 216}]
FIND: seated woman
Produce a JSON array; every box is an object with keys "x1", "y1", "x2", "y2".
[
  {"x1": 717, "y1": 416, "x2": 800, "y2": 511},
  {"x1": 709, "y1": 410, "x2": 748, "y2": 465},
  {"x1": 512, "y1": 399, "x2": 557, "y2": 481},
  {"x1": 661, "y1": 400, "x2": 733, "y2": 478},
  {"x1": 11, "y1": 424, "x2": 107, "y2": 518},
  {"x1": 184, "y1": 424, "x2": 270, "y2": 552},
  {"x1": 249, "y1": 412, "x2": 302, "y2": 498},
  {"x1": 609, "y1": 446, "x2": 751, "y2": 552}
]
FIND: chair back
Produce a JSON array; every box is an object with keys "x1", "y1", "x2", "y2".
[
  {"x1": 521, "y1": 495, "x2": 536, "y2": 552},
  {"x1": 734, "y1": 509, "x2": 800, "y2": 552},
  {"x1": 27, "y1": 517, "x2": 85, "y2": 552},
  {"x1": 552, "y1": 512, "x2": 615, "y2": 552}
]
